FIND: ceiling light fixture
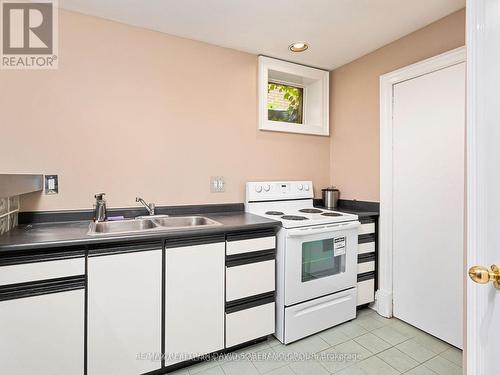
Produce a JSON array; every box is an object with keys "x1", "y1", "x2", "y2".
[{"x1": 289, "y1": 42, "x2": 308, "y2": 52}]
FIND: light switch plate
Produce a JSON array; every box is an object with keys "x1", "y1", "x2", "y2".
[
  {"x1": 45, "y1": 175, "x2": 58, "y2": 194},
  {"x1": 210, "y1": 176, "x2": 225, "y2": 193}
]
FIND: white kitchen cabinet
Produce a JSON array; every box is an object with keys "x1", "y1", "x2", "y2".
[
  {"x1": 88, "y1": 246, "x2": 162, "y2": 375},
  {"x1": 225, "y1": 231, "x2": 277, "y2": 348},
  {"x1": 357, "y1": 275, "x2": 375, "y2": 306},
  {"x1": 226, "y1": 302, "x2": 275, "y2": 348},
  {"x1": 226, "y1": 259, "x2": 275, "y2": 302},
  {"x1": 165, "y1": 241, "x2": 225, "y2": 366},
  {"x1": 0, "y1": 288, "x2": 84, "y2": 375},
  {"x1": 356, "y1": 217, "x2": 377, "y2": 307}
]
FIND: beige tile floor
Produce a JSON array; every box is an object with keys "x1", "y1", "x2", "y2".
[{"x1": 169, "y1": 308, "x2": 463, "y2": 375}]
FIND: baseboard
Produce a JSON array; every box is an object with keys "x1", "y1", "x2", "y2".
[{"x1": 375, "y1": 289, "x2": 393, "y2": 318}]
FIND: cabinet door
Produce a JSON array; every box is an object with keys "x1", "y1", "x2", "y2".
[
  {"x1": 0, "y1": 289, "x2": 84, "y2": 375},
  {"x1": 166, "y1": 242, "x2": 225, "y2": 365},
  {"x1": 88, "y1": 249, "x2": 162, "y2": 375}
]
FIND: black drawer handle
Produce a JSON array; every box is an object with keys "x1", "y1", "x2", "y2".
[
  {"x1": 0, "y1": 275, "x2": 85, "y2": 301},
  {"x1": 358, "y1": 253, "x2": 376, "y2": 263},
  {"x1": 226, "y1": 291, "x2": 275, "y2": 314},
  {"x1": 226, "y1": 249, "x2": 275, "y2": 267},
  {"x1": 357, "y1": 272, "x2": 375, "y2": 282}
]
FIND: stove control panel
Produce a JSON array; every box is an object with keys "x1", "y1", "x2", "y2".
[{"x1": 246, "y1": 181, "x2": 314, "y2": 202}]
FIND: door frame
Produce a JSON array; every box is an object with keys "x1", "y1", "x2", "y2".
[
  {"x1": 466, "y1": 1, "x2": 486, "y2": 373},
  {"x1": 377, "y1": 46, "x2": 466, "y2": 319}
]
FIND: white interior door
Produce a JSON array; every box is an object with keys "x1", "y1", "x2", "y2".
[
  {"x1": 467, "y1": 0, "x2": 500, "y2": 373},
  {"x1": 392, "y1": 62, "x2": 465, "y2": 348}
]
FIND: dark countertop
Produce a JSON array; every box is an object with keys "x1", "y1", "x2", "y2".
[
  {"x1": 313, "y1": 199, "x2": 379, "y2": 218},
  {"x1": 0, "y1": 212, "x2": 281, "y2": 253},
  {"x1": 313, "y1": 205, "x2": 379, "y2": 218},
  {"x1": 335, "y1": 208, "x2": 379, "y2": 218}
]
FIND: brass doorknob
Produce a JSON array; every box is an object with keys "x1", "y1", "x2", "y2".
[{"x1": 468, "y1": 264, "x2": 500, "y2": 289}]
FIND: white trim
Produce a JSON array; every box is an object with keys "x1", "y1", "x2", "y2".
[
  {"x1": 466, "y1": 1, "x2": 486, "y2": 373},
  {"x1": 378, "y1": 46, "x2": 466, "y2": 318},
  {"x1": 258, "y1": 56, "x2": 329, "y2": 136}
]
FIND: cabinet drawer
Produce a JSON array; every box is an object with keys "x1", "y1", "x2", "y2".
[
  {"x1": 226, "y1": 260, "x2": 275, "y2": 302},
  {"x1": 0, "y1": 258, "x2": 85, "y2": 286},
  {"x1": 226, "y1": 302, "x2": 275, "y2": 348},
  {"x1": 357, "y1": 278, "x2": 375, "y2": 306},
  {"x1": 284, "y1": 288, "x2": 356, "y2": 344},
  {"x1": 359, "y1": 222, "x2": 375, "y2": 235},
  {"x1": 226, "y1": 236, "x2": 275, "y2": 256},
  {"x1": 358, "y1": 241, "x2": 375, "y2": 255},
  {"x1": 358, "y1": 260, "x2": 375, "y2": 274}
]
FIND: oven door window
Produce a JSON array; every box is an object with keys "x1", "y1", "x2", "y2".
[{"x1": 301, "y1": 237, "x2": 346, "y2": 282}]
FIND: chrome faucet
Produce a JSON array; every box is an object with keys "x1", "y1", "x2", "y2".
[
  {"x1": 136, "y1": 197, "x2": 155, "y2": 216},
  {"x1": 94, "y1": 193, "x2": 107, "y2": 222}
]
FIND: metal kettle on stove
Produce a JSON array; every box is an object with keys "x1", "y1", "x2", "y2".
[{"x1": 321, "y1": 186, "x2": 340, "y2": 209}]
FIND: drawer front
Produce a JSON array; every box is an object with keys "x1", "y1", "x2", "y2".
[
  {"x1": 226, "y1": 260, "x2": 275, "y2": 302},
  {"x1": 225, "y1": 302, "x2": 275, "y2": 348},
  {"x1": 358, "y1": 260, "x2": 375, "y2": 274},
  {"x1": 359, "y1": 222, "x2": 375, "y2": 235},
  {"x1": 357, "y1": 278, "x2": 375, "y2": 306},
  {"x1": 358, "y1": 241, "x2": 375, "y2": 255},
  {"x1": 284, "y1": 288, "x2": 356, "y2": 344},
  {"x1": 0, "y1": 258, "x2": 85, "y2": 286},
  {"x1": 226, "y1": 236, "x2": 275, "y2": 256}
]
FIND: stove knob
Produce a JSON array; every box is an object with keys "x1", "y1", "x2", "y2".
[
  {"x1": 304, "y1": 184, "x2": 310, "y2": 191},
  {"x1": 255, "y1": 185, "x2": 263, "y2": 193},
  {"x1": 298, "y1": 184, "x2": 303, "y2": 191},
  {"x1": 264, "y1": 184, "x2": 271, "y2": 192}
]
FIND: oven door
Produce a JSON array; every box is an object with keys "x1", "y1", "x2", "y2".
[{"x1": 284, "y1": 221, "x2": 359, "y2": 306}]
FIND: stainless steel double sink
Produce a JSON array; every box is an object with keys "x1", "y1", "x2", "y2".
[{"x1": 88, "y1": 215, "x2": 222, "y2": 235}]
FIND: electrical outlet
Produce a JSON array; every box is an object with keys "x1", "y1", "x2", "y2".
[
  {"x1": 210, "y1": 176, "x2": 225, "y2": 193},
  {"x1": 45, "y1": 175, "x2": 58, "y2": 195}
]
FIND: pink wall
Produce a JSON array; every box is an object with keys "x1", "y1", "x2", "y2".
[
  {"x1": 329, "y1": 9, "x2": 465, "y2": 201},
  {"x1": 0, "y1": 9, "x2": 466, "y2": 211},
  {"x1": 0, "y1": 10, "x2": 330, "y2": 211}
]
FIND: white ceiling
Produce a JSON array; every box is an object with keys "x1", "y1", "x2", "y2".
[{"x1": 58, "y1": 0, "x2": 465, "y2": 70}]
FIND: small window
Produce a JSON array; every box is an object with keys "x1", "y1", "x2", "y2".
[
  {"x1": 258, "y1": 56, "x2": 329, "y2": 136},
  {"x1": 267, "y1": 82, "x2": 304, "y2": 124}
]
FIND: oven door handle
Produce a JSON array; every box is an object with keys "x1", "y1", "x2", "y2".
[{"x1": 286, "y1": 221, "x2": 360, "y2": 237}]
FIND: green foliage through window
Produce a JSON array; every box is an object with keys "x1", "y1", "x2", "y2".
[{"x1": 267, "y1": 82, "x2": 303, "y2": 124}]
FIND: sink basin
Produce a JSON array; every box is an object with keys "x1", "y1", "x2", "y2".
[
  {"x1": 89, "y1": 219, "x2": 156, "y2": 234},
  {"x1": 153, "y1": 216, "x2": 221, "y2": 228},
  {"x1": 135, "y1": 214, "x2": 170, "y2": 220},
  {"x1": 87, "y1": 216, "x2": 221, "y2": 235}
]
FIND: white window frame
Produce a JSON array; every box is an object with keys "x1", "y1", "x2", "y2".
[{"x1": 258, "y1": 56, "x2": 329, "y2": 136}]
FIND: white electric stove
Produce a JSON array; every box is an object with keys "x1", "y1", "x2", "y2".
[{"x1": 246, "y1": 181, "x2": 360, "y2": 344}]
